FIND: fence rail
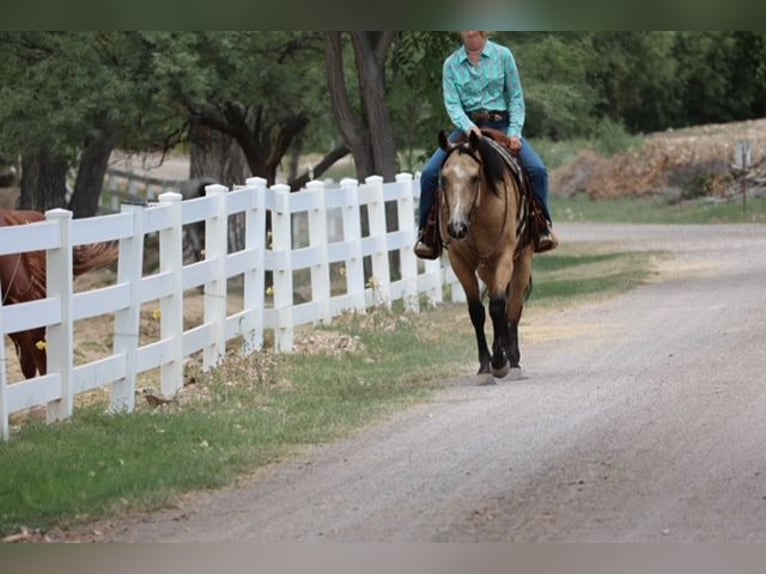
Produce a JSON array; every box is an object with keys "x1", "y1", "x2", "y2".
[{"x1": 0, "y1": 174, "x2": 461, "y2": 438}]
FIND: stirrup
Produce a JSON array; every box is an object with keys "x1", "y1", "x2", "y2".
[
  {"x1": 535, "y1": 225, "x2": 559, "y2": 253},
  {"x1": 414, "y1": 238, "x2": 439, "y2": 260}
]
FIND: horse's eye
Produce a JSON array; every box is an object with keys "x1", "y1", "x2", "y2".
[{"x1": 470, "y1": 175, "x2": 480, "y2": 185}]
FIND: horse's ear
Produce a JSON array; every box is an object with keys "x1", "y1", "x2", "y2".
[
  {"x1": 468, "y1": 129, "x2": 480, "y2": 151},
  {"x1": 438, "y1": 130, "x2": 450, "y2": 151}
]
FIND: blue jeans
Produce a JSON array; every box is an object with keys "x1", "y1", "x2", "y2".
[{"x1": 418, "y1": 124, "x2": 552, "y2": 229}]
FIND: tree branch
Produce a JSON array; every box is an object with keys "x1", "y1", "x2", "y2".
[
  {"x1": 266, "y1": 113, "x2": 310, "y2": 172},
  {"x1": 289, "y1": 145, "x2": 351, "y2": 191}
]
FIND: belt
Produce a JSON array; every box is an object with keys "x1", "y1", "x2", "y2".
[{"x1": 468, "y1": 110, "x2": 509, "y2": 123}]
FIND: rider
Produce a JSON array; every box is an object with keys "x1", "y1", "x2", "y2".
[{"x1": 414, "y1": 31, "x2": 558, "y2": 259}]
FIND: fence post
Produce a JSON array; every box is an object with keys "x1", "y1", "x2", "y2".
[
  {"x1": 203, "y1": 184, "x2": 229, "y2": 369},
  {"x1": 111, "y1": 202, "x2": 146, "y2": 412},
  {"x1": 271, "y1": 184, "x2": 294, "y2": 351},
  {"x1": 243, "y1": 177, "x2": 267, "y2": 354},
  {"x1": 340, "y1": 178, "x2": 365, "y2": 312},
  {"x1": 306, "y1": 180, "x2": 331, "y2": 324},
  {"x1": 735, "y1": 141, "x2": 752, "y2": 214},
  {"x1": 396, "y1": 172, "x2": 419, "y2": 312},
  {"x1": 365, "y1": 175, "x2": 391, "y2": 307},
  {"x1": 45, "y1": 209, "x2": 74, "y2": 422},
  {"x1": 0, "y1": 283, "x2": 7, "y2": 439},
  {"x1": 158, "y1": 192, "x2": 184, "y2": 395}
]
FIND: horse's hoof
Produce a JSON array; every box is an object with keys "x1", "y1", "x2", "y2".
[
  {"x1": 503, "y1": 367, "x2": 525, "y2": 381},
  {"x1": 491, "y1": 361, "x2": 510, "y2": 379}
]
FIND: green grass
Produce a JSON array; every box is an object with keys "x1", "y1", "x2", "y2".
[
  {"x1": 553, "y1": 194, "x2": 766, "y2": 224},
  {"x1": 0, "y1": 248, "x2": 657, "y2": 536},
  {"x1": 532, "y1": 250, "x2": 661, "y2": 303}
]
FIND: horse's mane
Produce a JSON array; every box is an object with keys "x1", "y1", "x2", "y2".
[{"x1": 449, "y1": 130, "x2": 510, "y2": 197}]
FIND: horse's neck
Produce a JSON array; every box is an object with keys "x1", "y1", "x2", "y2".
[{"x1": 481, "y1": 178, "x2": 517, "y2": 228}]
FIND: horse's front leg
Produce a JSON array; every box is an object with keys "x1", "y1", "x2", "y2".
[
  {"x1": 450, "y1": 252, "x2": 490, "y2": 375},
  {"x1": 468, "y1": 300, "x2": 491, "y2": 374},
  {"x1": 488, "y1": 295, "x2": 511, "y2": 378}
]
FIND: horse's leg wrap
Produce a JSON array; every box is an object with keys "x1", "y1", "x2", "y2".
[
  {"x1": 468, "y1": 300, "x2": 491, "y2": 374},
  {"x1": 489, "y1": 296, "x2": 510, "y2": 376}
]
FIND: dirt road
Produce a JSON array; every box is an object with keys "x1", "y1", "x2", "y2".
[{"x1": 100, "y1": 222, "x2": 766, "y2": 542}]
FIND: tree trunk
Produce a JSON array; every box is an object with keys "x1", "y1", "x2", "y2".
[
  {"x1": 68, "y1": 123, "x2": 120, "y2": 218},
  {"x1": 325, "y1": 32, "x2": 375, "y2": 180},
  {"x1": 189, "y1": 121, "x2": 250, "y2": 189},
  {"x1": 350, "y1": 32, "x2": 398, "y2": 182},
  {"x1": 287, "y1": 134, "x2": 303, "y2": 182},
  {"x1": 18, "y1": 148, "x2": 69, "y2": 212}
]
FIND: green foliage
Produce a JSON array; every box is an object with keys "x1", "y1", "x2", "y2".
[
  {"x1": 0, "y1": 32, "x2": 179, "y2": 158},
  {"x1": 388, "y1": 32, "x2": 458, "y2": 166},
  {"x1": 589, "y1": 117, "x2": 643, "y2": 156},
  {"x1": 504, "y1": 32, "x2": 600, "y2": 140},
  {"x1": 1, "y1": 31, "x2": 765, "y2": 196}
]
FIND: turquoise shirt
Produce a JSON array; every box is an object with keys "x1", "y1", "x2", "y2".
[{"x1": 442, "y1": 39, "x2": 525, "y2": 138}]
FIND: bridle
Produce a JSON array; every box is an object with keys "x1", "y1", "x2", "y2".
[{"x1": 440, "y1": 145, "x2": 510, "y2": 268}]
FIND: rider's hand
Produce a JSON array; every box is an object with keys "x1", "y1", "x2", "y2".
[{"x1": 508, "y1": 137, "x2": 522, "y2": 152}]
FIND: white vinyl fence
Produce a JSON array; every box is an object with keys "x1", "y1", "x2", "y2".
[{"x1": 0, "y1": 174, "x2": 463, "y2": 438}]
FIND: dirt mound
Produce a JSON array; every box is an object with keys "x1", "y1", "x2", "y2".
[{"x1": 552, "y1": 118, "x2": 766, "y2": 199}]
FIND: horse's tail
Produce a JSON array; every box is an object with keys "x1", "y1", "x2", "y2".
[{"x1": 73, "y1": 241, "x2": 119, "y2": 276}]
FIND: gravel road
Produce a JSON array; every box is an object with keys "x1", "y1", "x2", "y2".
[{"x1": 100, "y1": 222, "x2": 766, "y2": 542}]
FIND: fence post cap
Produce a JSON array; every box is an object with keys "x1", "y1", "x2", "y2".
[
  {"x1": 205, "y1": 184, "x2": 229, "y2": 195},
  {"x1": 305, "y1": 180, "x2": 325, "y2": 190},
  {"x1": 45, "y1": 208, "x2": 73, "y2": 220},
  {"x1": 158, "y1": 191, "x2": 183, "y2": 203}
]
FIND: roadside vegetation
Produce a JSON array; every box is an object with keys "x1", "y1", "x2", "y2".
[{"x1": 0, "y1": 245, "x2": 658, "y2": 539}]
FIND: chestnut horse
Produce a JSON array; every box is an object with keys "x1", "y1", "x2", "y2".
[
  {"x1": 0, "y1": 208, "x2": 118, "y2": 379},
  {"x1": 438, "y1": 130, "x2": 535, "y2": 379}
]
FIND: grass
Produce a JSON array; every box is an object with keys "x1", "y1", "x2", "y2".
[
  {"x1": 0, "y1": 246, "x2": 658, "y2": 537},
  {"x1": 532, "y1": 251, "x2": 662, "y2": 303},
  {"x1": 553, "y1": 194, "x2": 766, "y2": 224}
]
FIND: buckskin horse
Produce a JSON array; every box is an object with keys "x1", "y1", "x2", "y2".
[
  {"x1": 437, "y1": 129, "x2": 536, "y2": 380},
  {"x1": 0, "y1": 208, "x2": 118, "y2": 379}
]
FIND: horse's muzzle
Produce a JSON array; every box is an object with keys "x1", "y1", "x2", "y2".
[{"x1": 447, "y1": 220, "x2": 469, "y2": 240}]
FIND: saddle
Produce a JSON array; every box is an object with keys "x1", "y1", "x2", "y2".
[
  {"x1": 420, "y1": 130, "x2": 547, "y2": 258},
  {"x1": 480, "y1": 131, "x2": 548, "y2": 252}
]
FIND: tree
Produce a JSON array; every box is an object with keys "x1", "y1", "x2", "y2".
[
  {"x1": 499, "y1": 32, "x2": 601, "y2": 140},
  {"x1": 0, "y1": 32, "x2": 185, "y2": 216},
  {"x1": 325, "y1": 32, "x2": 400, "y2": 182},
  {"x1": 143, "y1": 31, "x2": 347, "y2": 189}
]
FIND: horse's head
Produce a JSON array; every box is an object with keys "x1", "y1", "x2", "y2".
[{"x1": 438, "y1": 130, "x2": 486, "y2": 240}]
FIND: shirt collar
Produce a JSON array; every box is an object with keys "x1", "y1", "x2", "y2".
[{"x1": 459, "y1": 40, "x2": 492, "y2": 63}]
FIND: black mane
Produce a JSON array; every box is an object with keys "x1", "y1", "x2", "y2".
[{"x1": 447, "y1": 133, "x2": 507, "y2": 197}]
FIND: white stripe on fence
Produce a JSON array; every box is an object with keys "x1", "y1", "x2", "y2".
[{"x1": 0, "y1": 174, "x2": 463, "y2": 438}]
